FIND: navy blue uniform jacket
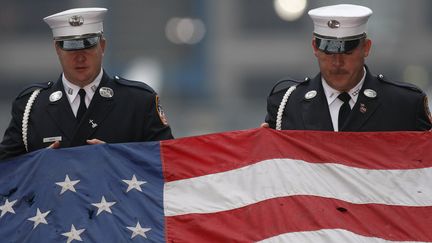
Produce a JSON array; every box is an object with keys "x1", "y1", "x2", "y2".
[
  {"x1": 0, "y1": 71, "x2": 173, "y2": 160},
  {"x1": 266, "y1": 67, "x2": 432, "y2": 131}
]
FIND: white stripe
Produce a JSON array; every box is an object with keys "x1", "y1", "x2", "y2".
[
  {"x1": 164, "y1": 159, "x2": 432, "y2": 216},
  {"x1": 258, "y1": 229, "x2": 428, "y2": 243}
]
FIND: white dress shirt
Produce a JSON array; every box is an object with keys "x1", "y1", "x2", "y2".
[
  {"x1": 322, "y1": 67, "x2": 366, "y2": 131},
  {"x1": 62, "y1": 69, "x2": 103, "y2": 117}
]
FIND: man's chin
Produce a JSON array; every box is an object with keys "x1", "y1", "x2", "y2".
[
  {"x1": 325, "y1": 76, "x2": 346, "y2": 83},
  {"x1": 328, "y1": 70, "x2": 350, "y2": 76},
  {"x1": 70, "y1": 76, "x2": 92, "y2": 86}
]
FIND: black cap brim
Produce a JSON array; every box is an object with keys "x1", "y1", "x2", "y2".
[
  {"x1": 314, "y1": 33, "x2": 366, "y2": 54},
  {"x1": 57, "y1": 36, "x2": 100, "y2": 51}
]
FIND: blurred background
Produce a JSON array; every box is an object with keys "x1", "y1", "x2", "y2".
[{"x1": 1, "y1": 0, "x2": 431, "y2": 138}]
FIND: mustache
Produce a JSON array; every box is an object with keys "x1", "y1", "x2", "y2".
[{"x1": 329, "y1": 69, "x2": 349, "y2": 75}]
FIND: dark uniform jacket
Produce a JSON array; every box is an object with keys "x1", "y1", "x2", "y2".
[
  {"x1": 0, "y1": 71, "x2": 173, "y2": 160},
  {"x1": 266, "y1": 67, "x2": 432, "y2": 131}
]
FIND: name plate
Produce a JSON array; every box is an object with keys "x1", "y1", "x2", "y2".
[{"x1": 43, "y1": 136, "x2": 62, "y2": 143}]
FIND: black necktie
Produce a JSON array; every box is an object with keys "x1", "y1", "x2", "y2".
[
  {"x1": 76, "y1": 89, "x2": 87, "y2": 121},
  {"x1": 338, "y1": 92, "x2": 351, "y2": 130}
]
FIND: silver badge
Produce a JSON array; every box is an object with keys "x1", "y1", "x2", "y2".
[
  {"x1": 328, "y1": 20, "x2": 340, "y2": 29},
  {"x1": 99, "y1": 87, "x2": 114, "y2": 98},
  {"x1": 69, "y1": 15, "x2": 84, "y2": 26},
  {"x1": 363, "y1": 89, "x2": 377, "y2": 98},
  {"x1": 91, "y1": 85, "x2": 97, "y2": 92},
  {"x1": 304, "y1": 90, "x2": 317, "y2": 100},
  {"x1": 352, "y1": 87, "x2": 360, "y2": 97},
  {"x1": 49, "y1": 91, "x2": 63, "y2": 102},
  {"x1": 89, "y1": 119, "x2": 98, "y2": 128}
]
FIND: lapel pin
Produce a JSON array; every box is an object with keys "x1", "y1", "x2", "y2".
[
  {"x1": 49, "y1": 91, "x2": 63, "y2": 102},
  {"x1": 89, "y1": 119, "x2": 98, "y2": 128},
  {"x1": 352, "y1": 87, "x2": 360, "y2": 97},
  {"x1": 304, "y1": 90, "x2": 317, "y2": 100},
  {"x1": 360, "y1": 103, "x2": 367, "y2": 113},
  {"x1": 91, "y1": 85, "x2": 97, "y2": 92}
]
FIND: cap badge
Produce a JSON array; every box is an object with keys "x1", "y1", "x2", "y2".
[
  {"x1": 49, "y1": 91, "x2": 63, "y2": 102},
  {"x1": 69, "y1": 15, "x2": 84, "y2": 27},
  {"x1": 99, "y1": 87, "x2": 114, "y2": 98},
  {"x1": 327, "y1": 20, "x2": 340, "y2": 29},
  {"x1": 363, "y1": 89, "x2": 377, "y2": 98},
  {"x1": 304, "y1": 90, "x2": 317, "y2": 100}
]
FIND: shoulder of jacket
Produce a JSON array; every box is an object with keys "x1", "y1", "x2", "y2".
[
  {"x1": 113, "y1": 75, "x2": 156, "y2": 94},
  {"x1": 269, "y1": 77, "x2": 310, "y2": 96},
  {"x1": 17, "y1": 81, "x2": 54, "y2": 99},
  {"x1": 376, "y1": 74, "x2": 424, "y2": 94}
]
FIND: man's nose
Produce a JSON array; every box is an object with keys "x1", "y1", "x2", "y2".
[
  {"x1": 331, "y1": 54, "x2": 344, "y2": 67},
  {"x1": 74, "y1": 52, "x2": 86, "y2": 62}
]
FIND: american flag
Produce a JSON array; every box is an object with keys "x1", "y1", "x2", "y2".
[{"x1": 0, "y1": 128, "x2": 431, "y2": 242}]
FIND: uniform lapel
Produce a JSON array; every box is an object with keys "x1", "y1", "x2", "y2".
[
  {"x1": 301, "y1": 75, "x2": 334, "y2": 131},
  {"x1": 70, "y1": 73, "x2": 115, "y2": 146},
  {"x1": 45, "y1": 78, "x2": 76, "y2": 142},
  {"x1": 342, "y1": 71, "x2": 382, "y2": 131}
]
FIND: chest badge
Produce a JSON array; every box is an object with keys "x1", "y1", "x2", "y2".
[{"x1": 49, "y1": 91, "x2": 63, "y2": 102}]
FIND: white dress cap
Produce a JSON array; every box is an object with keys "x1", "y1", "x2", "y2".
[
  {"x1": 43, "y1": 8, "x2": 107, "y2": 40},
  {"x1": 308, "y1": 4, "x2": 372, "y2": 39}
]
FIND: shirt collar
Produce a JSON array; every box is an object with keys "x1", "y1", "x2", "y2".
[
  {"x1": 62, "y1": 69, "x2": 103, "y2": 102},
  {"x1": 322, "y1": 67, "x2": 366, "y2": 105}
]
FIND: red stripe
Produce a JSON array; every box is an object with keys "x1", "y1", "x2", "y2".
[
  {"x1": 165, "y1": 195, "x2": 432, "y2": 242},
  {"x1": 162, "y1": 128, "x2": 432, "y2": 181}
]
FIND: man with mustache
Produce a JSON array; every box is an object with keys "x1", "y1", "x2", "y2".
[
  {"x1": 264, "y1": 4, "x2": 432, "y2": 131},
  {"x1": 0, "y1": 8, "x2": 173, "y2": 160}
]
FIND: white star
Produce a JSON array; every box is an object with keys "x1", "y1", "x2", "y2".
[
  {"x1": 0, "y1": 199, "x2": 17, "y2": 218},
  {"x1": 27, "y1": 208, "x2": 51, "y2": 229},
  {"x1": 91, "y1": 196, "x2": 116, "y2": 216},
  {"x1": 127, "y1": 221, "x2": 151, "y2": 239},
  {"x1": 55, "y1": 174, "x2": 80, "y2": 195},
  {"x1": 61, "y1": 224, "x2": 85, "y2": 243},
  {"x1": 122, "y1": 174, "x2": 147, "y2": 192}
]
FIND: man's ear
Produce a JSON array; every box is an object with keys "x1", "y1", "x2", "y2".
[
  {"x1": 100, "y1": 38, "x2": 106, "y2": 53},
  {"x1": 363, "y1": 39, "x2": 372, "y2": 57},
  {"x1": 312, "y1": 39, "x2": 319, "y2": 57},
  {"x1": 54, "y1": 41, "x2": 61, "y2": 55}
]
